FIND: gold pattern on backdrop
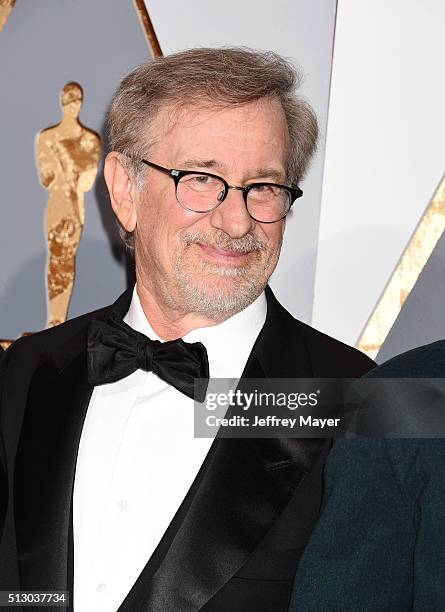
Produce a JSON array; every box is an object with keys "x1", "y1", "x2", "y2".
[
  {"x1": 0, "y1": 0, "x2": 15, "y2": 32},
  {"x1": 134, "y1": 0, "x2": 163, "y2": 58},
  {"x1": 36, "y1": 83, "x2": 101, "y2": 328},
  {"x1": 357, "y1": 174, "x2": 445, "y2": 359}
]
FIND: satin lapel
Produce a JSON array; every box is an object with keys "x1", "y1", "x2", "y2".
[
  {"x1": 132, "y1": 287, "x2": 327, "y2": 612},
  {"x1": 14, "y1": 349, "x2": 93, "y2": 592}
]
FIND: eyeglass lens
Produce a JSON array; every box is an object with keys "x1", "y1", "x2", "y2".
[{"x1": 177, "y1": 173, "x2": 291, "y2": 222}]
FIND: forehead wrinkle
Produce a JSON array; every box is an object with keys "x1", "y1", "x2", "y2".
[
  {"x1": 151, "y1": 99, "x2": 290, "y2": 180},
  {"x1": 156, "y1": 100, "x2": 271, "y2": 148}
]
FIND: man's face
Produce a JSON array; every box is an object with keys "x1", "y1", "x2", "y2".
[{"x1": 133, "y1": 97, "x2": 290, "y2": 321}]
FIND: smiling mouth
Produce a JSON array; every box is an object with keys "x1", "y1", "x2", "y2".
[{"x1": 197, "y1": 243, "x2": 252, "y2": 262}]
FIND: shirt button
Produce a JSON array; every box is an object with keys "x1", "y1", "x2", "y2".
[
  {"x1": 96, "y1": 583, "x2": 107, "y2": 594},
  {"x1": 117, "y1": 499, "x2": 128, "y2": 510}
]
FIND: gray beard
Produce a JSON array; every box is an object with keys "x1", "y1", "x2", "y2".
[
  {"x1": 168, "y1": 229, "x2": 279, "y2": 321},
  {"x1": 174, "y1": 264, "x2": 265, "y2": 320}
]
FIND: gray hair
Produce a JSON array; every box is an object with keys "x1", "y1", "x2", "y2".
[{"x1": 107, "y1": 46, "x2": 318, "y2": 250}]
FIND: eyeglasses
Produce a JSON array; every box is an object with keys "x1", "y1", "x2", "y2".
[{"x1": 140, "y1": 159, "x2": 303, "y2": 224}]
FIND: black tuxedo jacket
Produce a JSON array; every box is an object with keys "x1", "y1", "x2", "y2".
[{"x1": 0, "y1": 286, "x2": 374, "y2": 611}]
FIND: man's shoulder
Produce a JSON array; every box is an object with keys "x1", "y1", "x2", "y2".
[
  {"x1": 1, "y1": 303, "x2": 111, "y2": 371},
  {"x1": 295, "y1": 317, "x2": 375, "y2": 377},
  {"x1": 266, "y1": 290, "x2": 375, "y2": 377},
  {"x1": 368, "y1": 339, "x2": 445, "y2": 378}
]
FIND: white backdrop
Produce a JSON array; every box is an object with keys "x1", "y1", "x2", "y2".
[{"x1": 313, "y1": 0, "x2": 445, "y2": 347}]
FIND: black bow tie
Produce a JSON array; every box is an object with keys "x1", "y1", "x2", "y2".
[{"x1": 87, "y1": 312, "x2": 209, "y2": 402}]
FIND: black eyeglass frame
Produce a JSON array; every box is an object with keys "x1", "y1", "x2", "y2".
[{"x1": 140, "y1": 159, "x2": 303, "y2": 224}]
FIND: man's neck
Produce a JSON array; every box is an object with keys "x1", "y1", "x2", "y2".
[{"x1": 135, "y1": 283, "x2": 222, "y2": 340}]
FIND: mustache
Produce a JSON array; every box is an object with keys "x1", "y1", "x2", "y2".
[{"x1": 180, "y1": 230, "x2": 268, "y2": 254}]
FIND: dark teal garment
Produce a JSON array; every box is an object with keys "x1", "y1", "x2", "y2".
[{"x1": 290, "y1": 340, "x2": 445, "y2": 612}]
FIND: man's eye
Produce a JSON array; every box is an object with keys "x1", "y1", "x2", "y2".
[
  {"x1": 182, "y1": 174, "x2": 221, "y2": 190},
  {"x1": 250, "y1": 184, "x2": 274, "y2": 194},
  {"x1": 183, "y1": 174, "x2": 218, "y2": 185}
]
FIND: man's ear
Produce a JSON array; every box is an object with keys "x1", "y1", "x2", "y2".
[{"x1": 104, "y1": 152, "x2": 138, "y2": 232}]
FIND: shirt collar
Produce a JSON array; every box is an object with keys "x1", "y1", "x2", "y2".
[{"x1": 124, "y1": 286, "x2": 267, "y2": 378}]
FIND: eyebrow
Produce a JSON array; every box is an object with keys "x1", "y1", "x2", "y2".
[
  {"x1": 181, "y1": 159, "x2": 222, "y2": 170},
  {"x1": 253, "y1": 167, "x2": 287, "y2": 183},
  {"x1": 179, "y1": 159, "x2": 287, "y2": 183}
]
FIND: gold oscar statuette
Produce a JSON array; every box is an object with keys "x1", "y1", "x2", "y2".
[
  {"x1": 0, "y1": 0, "x2": 15, "y2": 32},
  {"x1": 36, "y1": 82, "x2": 101, "y2": 328}
]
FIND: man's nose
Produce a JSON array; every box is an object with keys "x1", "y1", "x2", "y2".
[{"x1": 208, "y1": 187, "x2": 255, "y2": 238}]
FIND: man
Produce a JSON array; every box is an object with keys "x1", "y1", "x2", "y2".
[
  {"x1": 290, "y1": 340, "x2": 445, "y2": 611},
  {"x1": 0, "y1": 48, "x2": 373, "y2": 611}
]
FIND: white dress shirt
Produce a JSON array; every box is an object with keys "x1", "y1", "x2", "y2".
[{"x1": 73, "y1": 286, "x2": 267, "y2": 612}]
